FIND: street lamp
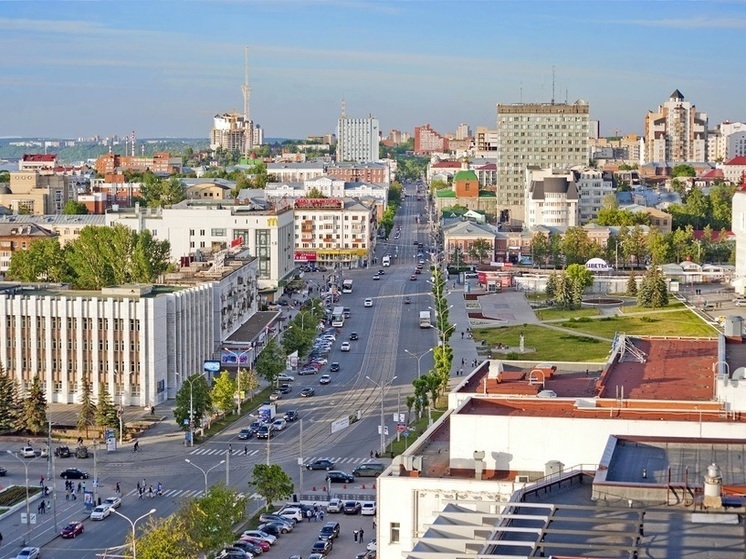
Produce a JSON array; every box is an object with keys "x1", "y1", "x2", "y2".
[
  {"x1": 182, "y1": 373, "x2": 206, "y2": 448},
  {"x1": 185, "y1": 458, "x2": 225, "y2": 493},
  {"x1": 6, "y1": 451, "x2": 40, "y2": 545},
  {"x1": 404, "y1": 348, "x2": 434, "y2": 378},
  {"x1": 223, "y1": 347, "x2": 251, "y2": 414},
  {"x1": 365, "y1": 376, "x2": 397, "y2": 456},
  {"x1": 111, "y1": 507, "x2": 156, "y2": 559}
]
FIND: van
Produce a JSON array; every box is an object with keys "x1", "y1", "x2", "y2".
[{"x1": 351, "y1": 462, "x2": 385, "y2": 477}]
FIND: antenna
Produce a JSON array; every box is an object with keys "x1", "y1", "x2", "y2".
[
  {"x1": 241, "y1": 46, "x2": 253, "y2": 155},
  {"x1": 131, "y1": 131, "x2": 136, "y2": 157},
  {"x1": 341, "y1": 98, "x2": 346, "y2": 119},
  {"x1": 551, "y1": 66, "x2": 555, "y2": 105},
  {"x1": 565, "y1": 87, "x2": 568, "y2": 104},
  {"x1": 519, "y1": 82, "x2": 523, "y2": 103}
]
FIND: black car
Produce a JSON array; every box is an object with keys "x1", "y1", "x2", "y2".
[
  {"x1": 349, "y1": 332, "x2": 359, "y2": 340},
  {"x1": 279, "y1": 384, "x2": 292, "y2": 394},
  {"x1": 256, "y1": 425, "x2": 273, "y2": 439},
  {"x1": 343, "y1": 500, "x2": 362, "y2": 515},
  {"x1": 0, "y1": 466, "x2": 6, "y2": 476},
  {"x1": 238, "y1": 428, "x2": 253, "y2": 440},
  {"x1": 311, "y1": 539, "x2": 333, "y2": 555},
  {"x1": 284, "y1": 410, "x2": 299, "y2": 422},
  {"x1": 55, "y1": 446, "x2": 71, "y2": 458},
  {"x1": 232, "y1": 540, "x2": 262, "y2": 555},
  {"x1": 258, "y1": 522, "x2": 287, "y2": 535},
  {"x1": 329, "y1": 362, "x2": 340, "y2": 372},
  {"x1": 306, "y1": 459, "x2": 335, "y2": 470},
  {"x1": 300, "y1": 387, "x2": 315, "y2": 397},
  {"x1": 326, "y1": 470, "x2": 355, "y2": 483},
  {"x1": 60, "y1": 468, "x2": 89, "y2": 480},
  {"x1": 319, "y1": 521, "x2": 341, "y2": 540}
]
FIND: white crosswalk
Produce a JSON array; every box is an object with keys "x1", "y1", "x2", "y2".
[
  {"x1": 186, "y1": 448, "x2": 372, "y2": 465},
  {"x1": 125, "y1": 488, "x2": 204, "y2": 499}
]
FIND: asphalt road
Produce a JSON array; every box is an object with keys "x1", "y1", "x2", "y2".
[{"x1": 0, "y1": 182, "x2": 438, "y2": 558}]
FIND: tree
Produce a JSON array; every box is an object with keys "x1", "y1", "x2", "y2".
[
  {"x1": 560, "y1": 227, "x2": 592, "y2": 265},
  {"x1": 184, "y1": 484, "x2": 248, "y2": 553},
  {"x1": 248, "y1": 464, "x2": 294, "y2": 509},
  {"x1": 545, "y1": 272, "x2": 558, "y2": 298},
  {"x1": 77, "y1": 375, "x2": 97, "y2": 437},
  {"x1": 637, "y1": 267, "x2": 668, "y2": 308},
  {"x1": 622, "y1": 226, "x2": 649, "y2": 268},
  {"x1": 672, "y1": 164, "x2": 696, "y2": 178},
  {"x1": 626, "y1": 271, "x2": 638, "y2": 296},
  {"x1": 18, "y1": 377, "x2": 47, "y2": 435},
  {"x1": 62, "y1": 200, "x2": 89, "y2": 215},
  {"x1": 95, "y1": 383, "x2": 118, "y2": 430},
  {"x1": 306, "y1": 187, "x2": 326, "y2": 198},
  {"x1": 210, "y1": 370, "x2": 237, "y2": 415},
  {"x1": 174, "y1": 374, "x2": 212, "y2": 430},
  {"x1": 468, "y1": 238, "x2": 492, "y2": 264},
  {"x1": 7, "y1": 238, "x2": 70, "y2": 283},
  {"x1": 0, "y1": 369, "x2": 20, "y2": 434},
  {"x1": 255, "y1": 338, "x2": 286, "y2": 386},
  {"x1": 128, "y1": 514, "x2": 193, "y2": 559},
  {"x1": 565, "y1": 264, "x2": 594, "y2": 308},
  {"x1": 238, "y1": 368, "x2": 259, "y2": 400},
  {"x1": 530, "y1": 233, "x2": 549, "y2": 267},
  {"x1": 449, "y1": 245, "x2": 465, "y2": 268},
  {"x1": 647, "y1": 228, "x2": 670, "y2": 265}
]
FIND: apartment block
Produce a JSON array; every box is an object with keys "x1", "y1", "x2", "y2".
[
  {"x1": 0, "y1": 171, "x2": 70, "y2": 215},
  {"x1": 414, "y1": 124, "x2": 449, "y2": 155},
  {"x1": 496, "y1": 100, "x2": 590, "y2": 224},
  {"x1": 336, "y1": 115, "x2": 380, "y2": 163},
  {"x1": 644, "y1": 89, "x2": 708, "y2": 163},
  {"x1": 525, "y1": 169, "x2": 579, "y2": 229},
  {"x1": 94, "y1": 152, "x2": 182, "y2": 176}
]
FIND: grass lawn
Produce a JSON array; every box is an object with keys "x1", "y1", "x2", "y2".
[
  {"x1": 473, "y1": 324, "x2": 611, "y2": 362},
  {"x1": 620, "y1": 301, "x2": 686, "y2": 314},
  {"x1": 559, "y1": 311, "x2": 717, "y2": 338},
  {"x1": 536, "y1": 307, "x2": 600, "y2": 321},
  {"x1": 388, "y1": 410, "x2": 445, "y2": 456}
]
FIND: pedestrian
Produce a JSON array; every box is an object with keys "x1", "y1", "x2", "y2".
[
  {"x1": 148, "y1": 485, "x2": 154, "y2": 499},
  {"x1": 373, "y1": 519, "x2": 376, "y2": 530},
  {"x1": 157, "y1": 482, "x2": 163, "y2": 496},
  {"x1": 370, "y1": 450, "x2": 374, "y2": 459},
  {"x1": 138, "y1": 487, "x2": 143, "y2": 500},
  {"x1": 40, "y1": 475, "x2": 44, "y2": 487},
  {"x1": 320, "y1": 510, "x2": 325, "y2": 521},
  {"x1": 133, "y1": 440, "x2": 139, "y2": 452},
  {"x1": 71, "y1": 491, "x2": 76, "y2": 501},
  {"x1": 461, "y1": 358, "x2": 465, "y2": 366},
  {"x1": 359, "y1": 528, "x2": 364, "y2": 543},
  {"x1": 77, "y1": 482, "x2": 82, "y2": 493},
  {"x1": 461, "y1": 331, "x2": 464, "y2": 339},
  {"x1": 142, "y1": 478, "x2": 146, "y2": 490},
  {"x1": 354, "y1": 530, "x2": 359, "y2": 542},
  {"x1": 0, "y1": 530, "x2": 4, "y2": 547},
  {"x1": 244, "y1": 445, "x2": 248, "y2": 455},
  {"x1": 27, "y1": 439, "x2": 31, "y2": 446},
  {"x1": 65, "y1": 489, "x2": 69, "y2": 501},
  {"x1": 150, "y1": 405, "x2": 155, "y2": 416},
  {"x1": 116, "y1": 482, "x2": 121, "y2": 494}
]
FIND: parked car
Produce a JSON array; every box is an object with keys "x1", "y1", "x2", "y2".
[
  {"x1": 306, "y1": 459, "x2": 335, "y2": 470},
  {"x1": 311, "y1": 539, "x2": 333, "y2": 555},
  {"x1": 284, "y1": 410, "x2": 299, "y2": 422},
  {"x1": 349, "y1": 332, "x2": 359, "y2": 340},
  {"x1": 361, "y1": 502, "x2": 376, "y2": 515},
  {"x1": 240, "y1": 530, "x2": 276, "y2": 545},
  {"x1": 300, "y1": 387, "x2": 316, "y2": 397},
  {"x1": 14, "y1": 548, "x2": 40, "y2": 559},
  {"x1": 231, "y1": 540, "x2": 262, "y2": 556},
  {"x1": 326, "y1": 470, "x2": 355, "y2": 483},
  {"x1": 373, "y1": 273, "x2": 380, "y2": 280},
  {"x1": 269, "y1": 391, "x2": 282, "y2": 401},
  {"x1": 278, "y1": 384, "x2": 292, "y2": 394},
  {"x1": 259, "y1": 513, "x2": 295, "y2": 526},
  {"x1": 326, "y1": 498, "x2": 343, "y2": 513},
  {"x1": 20, "y1": 446, "x2": 36, "y2": 458},
  {"x1": 60, "y1": 521, "x2": 84, "y2": 538},
  {"x1": 90, "y1": 504, "x2": 111, "y2": 520},
  {"x1": 239, "y1": 536, "x2": 270, "y2": 551},
  {"x1": 319, "y1": 374, "x2": 332, "y2": 385},
  {"x1": 258, "y1": 521, "x2": 291, "y2": 535},
  {"x1": 276, "y1": 507, "x2": 304, "y2": 522},
  {"x1": 367, "y1": 539, "x2": 377, "y2": 552},
  {"x1": 410, "y1": 274, "x2": 417, "y2": 281},
  {"x1": 299, "y1": 366, "x2": 319, "y2": 376},
  {"x1": 277, "y1": 373, "x2": 295, "y2": 382},
  {"x1": 76, "y1": 446, "x2": 89, "y2": 459},
  {"x1": 343, "y1": 307, "x2": 351, "y2": 318},
  {"x1": 343, "y1": 500, "x2": 362, "y2": 515},
  {"x1": 60, "y1": 468, "x2": 89, "y2": 479}
]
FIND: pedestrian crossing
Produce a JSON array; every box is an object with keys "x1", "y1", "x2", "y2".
[
  {"x1": 186, "y1": 447, "x2": 373, "y2": 465},
  {"x1": 123, "y1": 487, "x2": 265, "y2": 500}
]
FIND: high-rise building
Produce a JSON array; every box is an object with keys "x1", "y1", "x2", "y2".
[
  {"x1": 643, "y1": 89, "x2": 708, "y2": 164},
  {"x1": 454, "y1": 123, "x2": 471, "y2": 140},
  {"x1": 496, "y1": 100, "x2": 590, "y2": 223},
  {"x1": 414, "y1": 124, "x2": 448, "y2": 155},
  {"x1": 336, "y1": 103, "x2": 380, "y2": 163}
]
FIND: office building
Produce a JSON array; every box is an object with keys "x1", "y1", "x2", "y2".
[
  {"x1": 524, "y1": 169, "x2": 579, "y2": 228},
  {"x1": 0, "y1": 171, "x2": 70, "y2": 215},
  {"x1": 336, "y1": 110, "x2": 380, "y2": 163},
  {"x1": 644, "y1": 89, "x2": 708, "y2": 164},
  {"x1": 496, "y1": 100, "x2": 590, "y2": 223}
]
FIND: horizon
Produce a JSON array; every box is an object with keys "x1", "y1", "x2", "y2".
[{"x1": 2, "y1": 1, "x2": 745, "y2": 139}]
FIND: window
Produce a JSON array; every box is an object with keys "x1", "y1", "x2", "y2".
[{"x1": 390, "y1": 522, "x2": 400, "y2": 543}]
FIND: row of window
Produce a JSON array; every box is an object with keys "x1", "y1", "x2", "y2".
[
  {"x1": 189, "y1": 229, "x2": 227, "y2": 237},
  {"x1": 7, "y1": 338, "x2": 139, "y2": 352},
  {"x1": 8, "y1": 317, "x2": 141, "y2": 331},
  {"x1": 10, "y1": 358, "x2": 141, "y2": 374}
]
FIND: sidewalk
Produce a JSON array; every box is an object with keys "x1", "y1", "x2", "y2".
[{"x1": 444, "y1": 283, "x2": 480, "y2": 379}]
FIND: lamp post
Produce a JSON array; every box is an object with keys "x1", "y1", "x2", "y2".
[
  {"x1": 404, "y1": 348, "x2": 434, "y2": 378},
  {"x1": 366, "y1": 376, "x2": 397, "y2": 456},
  {"x1": 185, "y1": 458, "x2": 225, "y2": 493},
  {"x1": 117, "y1": 406, "x2": 124, "y2": 445},
  {"x1": 6, "y1": 451, "x2": 40, "y2": 545},
  {"x1": 223, "y1": 347, "x2": 251, "y2": 414},
  {"x1": 111, "y1": 507, "x2": 156, "y2": 559},
  {"x1": 183, "y1": 374, "x2": 205, "y2": 448}
]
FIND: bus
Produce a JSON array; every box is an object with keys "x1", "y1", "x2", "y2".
[
  {"x1": 342, "y1": 279, "x2": 353, "y2": 293},
  {"x1": 331, "y1": 306, "x2": 345, "y2": 328}
]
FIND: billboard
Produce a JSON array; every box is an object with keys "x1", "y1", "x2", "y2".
[
  {"x1": 294, "y1": 251, "x2": 318, "y2": 262},
  {"x1": 203, "y1": 360, "x2": 221, "y2": 373},
  {"x1": 294, "y1": 198, "x2": 343, "y2": 210}
]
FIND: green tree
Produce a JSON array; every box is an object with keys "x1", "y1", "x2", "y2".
[
  {"x1": 306, "y1": 187, "x2": 325, "y2": 198},
  {"x1": 18, "y1": 377, "x2": 47, "y2": 435},
  {"x1": 545, "y1": 272, "x2": 558, "y2": 298},
  {"x1": 560, "y1": 227, "x2": 592, "y2": 265},
  {"x1": 449, "y1": 245, "x2": 465, "y2": 268},
  {"x1": 95, "y1": 383, "x2": 118, "y2": 430},
  {"x1": 62, "y1": 200, "x2": 89, "y2": 215},
  {"x1": 530, "y1": 233, "x2": 549, "y2": 267},
  {"x1": 565, "y1": 264, "x2": 594, "y2": 308},
  {"x1": 77, "y1": 375, "x2": 97, "y2": 437},
  {"x1": 128, "y1": 514, "x2": 193, "y2": 559},
  {"x1": 672, "y1": 164, "x2": 696, "y2": 178},
  {"x1": 7, "y1": 238, "x2": 70, "y2": 283},
  {"x1": 468, "y1": 238, "x2": 492, "y2": 264},
  {"x1": 637, "y1": 267, "x2": 669, "y2": 308},
  {"x1": 388, "y1": 181, "x2": 403, "y2": 206},
  {"x1": 248, "y1": 464, "x2": 294, "y2": 509},
  {"x1": 237, "y1": 367, "x2": 259, "y2": 401},
  {"x1": 174, "y1": 374, "x2": 212, "y2": 430},
  {"x1": 622, "y1": 226, "x2": 649, "y2": 268},
  {"x1": 255, "y1": 338, "x2": 286, "y2": 386},
  {"x1": 626, "y1": 271, "x2": 638, "y2": 296},
  {"x1": 0, "y1": 370, "x2": 20, "y2": 434},
  {"x1": 185, "y1": 484, "x2": 248, "y2": 552},
  {"x1": 210, "y1": 370, "x2": 237, "y2": 415},
  {"x1": 647, "y1": 228, "x2": 670, "y2": 265},
  {"x1": 548, "y1": 233, "x2": 563, "y2": 268}
]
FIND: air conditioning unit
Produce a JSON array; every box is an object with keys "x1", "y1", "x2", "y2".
[{"x1": 515, "y1": 475, "x2": 530, "y2": 483}]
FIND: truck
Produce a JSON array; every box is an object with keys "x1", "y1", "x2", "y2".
[
  {"x1": 258, "y1": 403, "x2": 277, "y2": 423},
  {"x1": 342, "y1": 279, "x2": 353, "y2": 293},
  {"x1": 419, "y1": 311, "x2": 431, "y2": 328},
  {"x1": 382, "y1": 255, "x2": 391, "y2": 267}
]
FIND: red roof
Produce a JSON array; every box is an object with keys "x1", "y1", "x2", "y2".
[
  {"x1": 431, "y1": 161, "x2": 462, "y2": 169},
  {"x1": 477, "y1": 163, "x2": 497, "y2": 170},
  {"x1": 692, "y1": 229, "x2": 734, "y2": 241},
  {"x1": 724, "y1": 156, "x2": 746, "y2": 166},
  {"x1": 698, "y1": 168, "x2": 724, "y2": 180},
  {"x1": 23, "y1": 154, "x2": 56, "y2": 162}
]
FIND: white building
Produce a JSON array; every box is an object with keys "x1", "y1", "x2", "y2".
[
  {"x1": 732, "y1": 190, "x2": 746, "y2": 282},
  {"x1": 293, "y1": 197, "x2": 376, "y2": 268},
  {"x1": 524, "y1": 169, "x2": 579, "y2": 228},
  {"x1": 106, "y1": 201, "x2": 296, "y2": 295},
  {"x1": 708, "y1": 121, "x2": 746, "y2": 162},
  {"x1": 336, "y1": 114, "x2": 380, "y2": 163},
  {"x1": 266, "y1": 161, "x2": 326, "y2": 183},
  {"x1": 722, "y1": 156, "x2": 746, "y2": 186},
  {"x1": 575, "y1": 167, "x2": 615, "y2": 223},
  {"x1": 643, "y1": 89, "x2": 708, "y2": 163}
]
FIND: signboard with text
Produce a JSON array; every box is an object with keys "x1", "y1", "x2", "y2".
[
  {"x1": 294, "y1": 251, "x2": 318, "y2": 262},
  {"x1": 294, "y1": 198, "x2": 343, "y2": 210}
]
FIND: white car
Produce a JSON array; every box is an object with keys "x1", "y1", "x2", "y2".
[
  {"x1": 319, "y1": 374, "x2": 331, "y2": 385},
  {"x1": 90, "y1": 504, "x2": 111, "y2": 520},
  {"x1": 103, "y1": 496, "x2": 121, "y2": 509},
  {"x1": 276, "y1": 507, "x2": 304, "y2": 522},
  {"x1": 364, "y1": 298, "x2": 373, "y2": 307},
  {"x1": 271, "y1": 418, "x2": 287, "y2": 431},
  {"x1": 20, "y1": 446, "x2": 36, "y2": 458},
  {"x1": 14, "y1": 547, "x2": 40, "y2": 559},
  {"x1": 340, "y1": 342, "x2": 351, "y2": 352},
  {"x1": 361, "y1": 502, "x2": 376, "y2": 515},
  {"x1": 319, "y1": 334, "x2": 336, "y2": 342},
  {"x1": 367, "y1": 539, "x2": 377, "y2": 552},
  {"x1": 241, "y1": 530, "x2": 276, "y2": 545},
  {"x1": 326, "y1": 498, "x2": 343, "y2": 513},
  {"x1": 277, "y1": 373, "x2": 295, "y2": 382}
]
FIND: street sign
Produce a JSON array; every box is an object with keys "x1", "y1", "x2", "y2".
[
  {"x1": 397, "y1": 423, "x2": 406, "y2": 433},
  {"x1": 403, "y1": 430, "x2": 410, "y2": 438}
]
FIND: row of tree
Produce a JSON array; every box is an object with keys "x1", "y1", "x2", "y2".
[
  {"x1": 0, "y1": 373, "x2": 47, "y2": 435},
  {"x1": 7, "y1": 224, "x2": 171, "y2": 290}
]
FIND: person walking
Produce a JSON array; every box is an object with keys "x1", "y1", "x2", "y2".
[
  {"x1": 0, "y1": 530, "x2": 4, "y2": 548},
  {"x1": 116, "y1": 482, "x2": 121, "y2": 494},
  {"x1": 353, "y1": 530, "x2": 359, "y2": 542},
  {"x1": 133, "y1": 440, "x2": 139, "y2": 452},
  {"x1": 359, "y1": 528, "x2": 364, "y2": 543}
]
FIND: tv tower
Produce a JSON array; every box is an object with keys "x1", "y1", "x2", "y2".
[{"x1": 241, "y1": 46, "x2": 253, "y2": 155}]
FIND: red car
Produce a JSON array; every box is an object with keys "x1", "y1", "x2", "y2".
[
  {"x1": 61, "y1": 521, "x2": 84, "y2": 538},
  {"x1": 241, "y1": 536, "x2": 271, "y2": 551}
]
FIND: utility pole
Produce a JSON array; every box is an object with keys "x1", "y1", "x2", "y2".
[
  {"x1": 93, "y1": 440, "x2": 98, "y2": 506},
  {"x1": 299, "y1": 419, "x2": 304, "y2": 498},
  {"x1": 48, "y1": 417, "x2": 58, "y2": 533},
  {"x1": 226, "y1": 444, "x2": 231, "y2": 485}
]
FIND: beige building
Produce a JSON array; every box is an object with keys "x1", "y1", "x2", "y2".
[
  {"x1": 183, "y1": 179, "x2": 234, "y2": 201},
  {"x1": 644, "y1": 89, "x2": 708, "y2": 163},
  {"x1": 0, "y1": 171, "x2": 70, "y2": 215},
  {"x1": 496, "y1": 100, "x2": 590, "y2": 224},
  {"x1": 524, "y1": 169, "x2": 579, "y2": 229}
]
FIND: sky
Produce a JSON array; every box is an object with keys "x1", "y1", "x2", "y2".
[{"x1": 1, "y1": 0, "x2": 745, "y2": 141}]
